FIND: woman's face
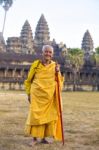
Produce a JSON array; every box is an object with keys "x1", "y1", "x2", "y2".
[{"x1": 43, "y1": 47, "x2": 53, "y2": 61}]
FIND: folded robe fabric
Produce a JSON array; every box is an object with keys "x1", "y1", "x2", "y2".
[{"x1": 24, "y1": 60, "x2": 64, "y2": 141}]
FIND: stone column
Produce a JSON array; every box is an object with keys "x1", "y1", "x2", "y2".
[
  {"x1": 12, "y1": 68, "x2": 16, "y2": 78},
  {"x1": 1, "y1": 82, "x2": 5, "y2": 89},
  {"x1": 4, "y1": 68, "x2": 8, "y2": 77}
]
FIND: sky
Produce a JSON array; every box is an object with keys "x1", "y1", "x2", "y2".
[{"x1": 0, "y1": 0, "x2": 99, "y2": 49}]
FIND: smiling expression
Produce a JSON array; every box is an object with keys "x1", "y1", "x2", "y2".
[{"x1": 42, "y1": 47, "x2": 53, "y2": 61}]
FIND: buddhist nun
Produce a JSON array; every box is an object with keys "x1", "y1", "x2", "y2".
[{"x1": 24, "y1": 45, "x2": 64, "y2": 145}]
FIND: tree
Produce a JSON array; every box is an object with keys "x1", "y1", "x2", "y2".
[
  {"x1": 0, "y1": 0, "x2": 13, "y2": 35},
  {"x1": 95, "y1": 47, "x2": 99, "y2": 54},
  {"x1": 94, "y1": 47, "x2": 99, "y2": 65},
  {"x1": 68, "y1": 48, "x2": 84, "y2": 91},
  {"x1": 68, "y1": 48, "x2": 84, "y2": 70}
]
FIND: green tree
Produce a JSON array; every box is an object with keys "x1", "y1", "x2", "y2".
[
  {"x1": 0, "y1": 0, "x2": 13, "y2": 34},
  {"x1": 94, "y1": 47, "x2": 99, "y2": 65},
  {"x1": 95, "y1": 47, "x2": 99, "y2": 54},
  {"x1": 68, "y1": 48, "x2": 84, "y2": 91},
  {"x1": 68, "y1": 48, "x2": 84, "y2": 70},
  {"x1": 95, "y1": 47, "x2": 99, "y2": 65}
]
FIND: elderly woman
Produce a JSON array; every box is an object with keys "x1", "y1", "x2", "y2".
[{"x1": 24, "y1": 45, "x2": 64, "y2": 145}]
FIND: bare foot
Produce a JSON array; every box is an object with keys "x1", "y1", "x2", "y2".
[
  {"x1": 33, "y1": 137, "x2": 37, "y2": 141},
  {"x1": 28, "y1": 138, "x2": 38, "y2": 147},
  {"x1": 40, "y1": 138, "x2": 52, "y2": 144}
]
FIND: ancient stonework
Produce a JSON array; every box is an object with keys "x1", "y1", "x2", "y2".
[
  {"x1": 0, "y1": 15, "x2": 99, "y2": 91},
  {"x1": 0, "y1": 32, "x2": 6, "y2": 52},
  {"x1": 81, "y1": 30, "x2": 94, "y2": 52},
  {"x1": 82, "y1": 30, "x2": 95, "y2": 68},
  {"x1": 20, "y1": 20, "x2": 34, "y2": 54},
  {"x1": 6, "y1": 37, "x2": 21, "y2": 53},
  {"x1": 34, "y1": 14, "x2": 50, "y2": 45}
]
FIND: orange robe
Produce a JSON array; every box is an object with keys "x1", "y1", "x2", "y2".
[{"x1": 24, "y1": 60, "x2": 64, "y2": 140}]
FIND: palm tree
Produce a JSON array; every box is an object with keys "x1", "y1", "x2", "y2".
[
  {"x1": 68, "y1": 48, "x2": 84, "y2": 91},
  {"x1": 68, "y1": 48, "x2": 84, "y2": 70},
  {"x1": 95, "y1": 47, "x2": 99, "y2": 65},
  {"x1": 0, "y1": 0, "x2": 13, "y2": 35}
]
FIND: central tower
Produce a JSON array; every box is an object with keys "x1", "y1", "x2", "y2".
[{"x1": 34, "y1": 14, "x2": 50, "y2": 52}]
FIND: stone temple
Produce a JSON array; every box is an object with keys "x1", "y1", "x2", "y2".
[
  {"x1": 0, "y1": 14, "x2": 66, "y2": 90},
  {"x1": 82, "y1": 29, "x2": 94, "y2": 52},
  {"x1": 0, "y1": 14, "x2": 64, "y2": 55},
  {"x1": 0, "y1": 14, "x2": 99, "y2": 91},
  {"x1": 81, "y1": 29, "x2": 96, "y2": 68}
]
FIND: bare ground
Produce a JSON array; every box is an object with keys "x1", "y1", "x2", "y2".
[{"x1": 0, "y1": 91, "x2": 99, "y2": 150}]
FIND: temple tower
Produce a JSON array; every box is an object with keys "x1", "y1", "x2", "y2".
[
  {"x1": 81, "y1": 30, "x2": 94, "y2": 53},
  {"x1": 82, "y1": 30, "x2": 95, "y2": 68},
  {"x1": 6, "y1": 37, "x2": 21, "y2": 53},
  {"x1": 34, "y1": 14, "x2": 50, "y2": 52},
  {"x1": 20, "y1": 20, "x2": 34, "y2": 54}
]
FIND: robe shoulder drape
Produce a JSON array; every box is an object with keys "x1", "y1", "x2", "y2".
[{"x1": 24, "y1": 60, "x2": 64, "y2": 141}]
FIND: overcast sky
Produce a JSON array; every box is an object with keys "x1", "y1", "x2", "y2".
[{"x1": 0, "y1": 0, "x2": 99, "y2": 49}]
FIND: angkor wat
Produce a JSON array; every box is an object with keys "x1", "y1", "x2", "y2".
[{"x1": 0, "y1": 14, "x2": 99, "y2": 91}]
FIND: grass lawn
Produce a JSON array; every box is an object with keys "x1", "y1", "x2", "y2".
[{"x1": 0, "y1": 91, "x2": 99, "y2": 150}]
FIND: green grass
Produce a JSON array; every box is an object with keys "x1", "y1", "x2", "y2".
[{"x1": 0, "y1": 91, "x2": 99, "y2": 150}]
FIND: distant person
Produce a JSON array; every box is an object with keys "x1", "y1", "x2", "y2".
[{"x1": 24, "y1": 45, "x2": 64, "y2": 145}]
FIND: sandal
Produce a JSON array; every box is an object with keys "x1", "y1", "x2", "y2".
[{"x1": 40, "y1": 138, "x2": 52, "y2": 144}]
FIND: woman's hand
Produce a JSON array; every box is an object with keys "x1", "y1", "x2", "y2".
[{"x1": 55, "y1": 63, "x2": 60, "y2": 72}]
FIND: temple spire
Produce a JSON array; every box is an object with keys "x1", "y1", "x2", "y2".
[
  {"x1": 82, "y1": 30, "x2": 95, "y2": 68},
  {"x1": 81, "y1": 30, "x2": 94, "y2": 52},
  {"x1": 34, "y1": 14, "x2": 50, "y2": 47},
  {"x1": 20, "y1": 20, "x2": 34, "y2": 54}
]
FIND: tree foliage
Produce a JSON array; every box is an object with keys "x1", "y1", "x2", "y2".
[
  {"x1": 68, "y1": 48, "x2": 84, "y2": 70},
  {"x1": 0, "y1": 0, "x2": 13, "y2": 11},
  {"x1": 95, "y1": 47, "x2": 99, "y2": 54}
]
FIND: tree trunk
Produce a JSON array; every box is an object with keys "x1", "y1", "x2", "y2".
[{"x1": 2, "y1": 10, "x2": 7, "y2": 35}]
